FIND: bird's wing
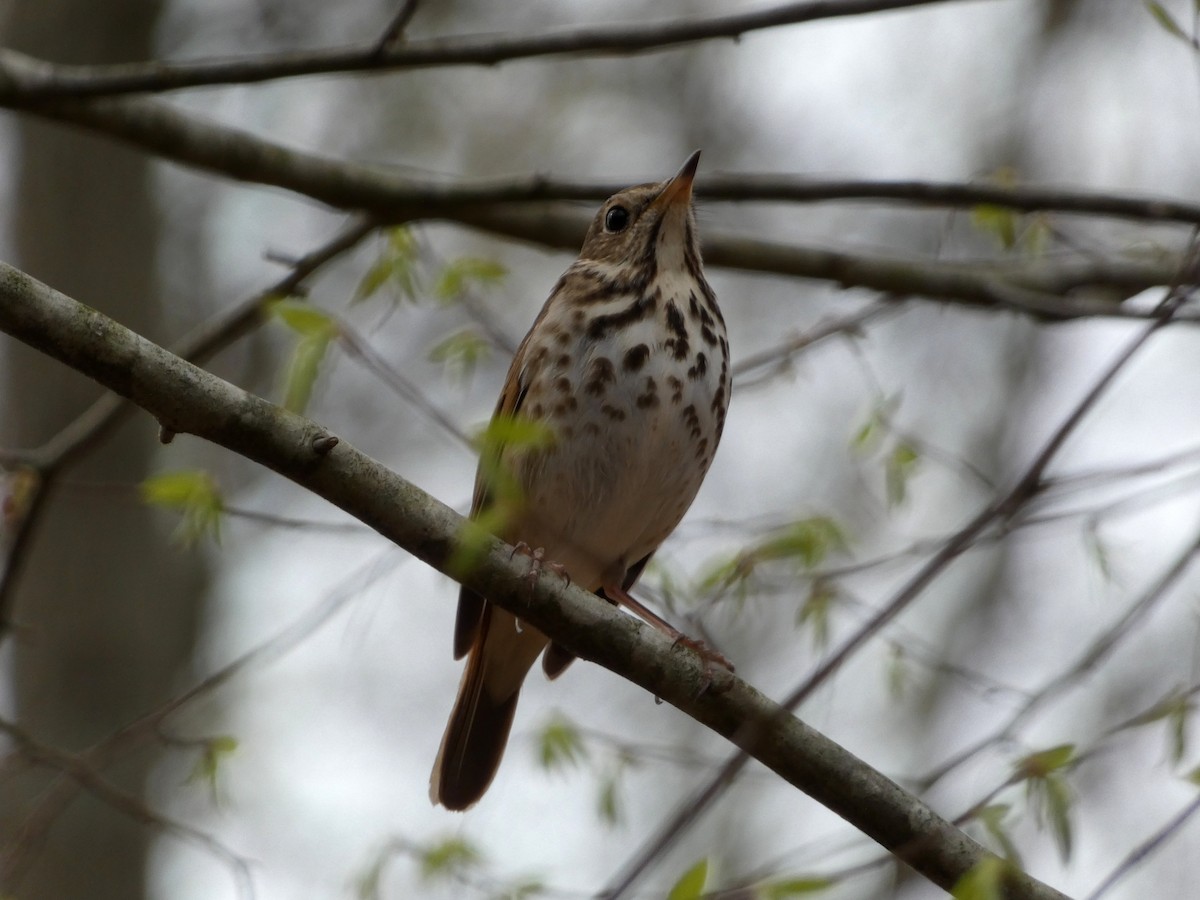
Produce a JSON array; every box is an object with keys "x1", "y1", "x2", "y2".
[{"x1": 452, "y1": 324, "x2": 536, "y2": 660}]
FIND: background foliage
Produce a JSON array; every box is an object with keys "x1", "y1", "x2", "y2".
[{"x1": 3, "y1": 1, "x2": 1200, "y2": 899}]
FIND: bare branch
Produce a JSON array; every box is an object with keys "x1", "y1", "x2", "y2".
[
  {"x1": 600, "y1": 268, "x2": 1197, "y2": 899},
  {"x1": 0, "y1": 219, "x2": 375, "y2": 635},
  {"x1": 0, "y1": 718, "x2": 255, "y2": 898},
  {"x1": 1084, "y1": 789, "x2": 1200, "y2": 899},
  {"x1": 0, "y1": 0, "x2": 997, "y2": 99},
  {"x1": 0, "y1": 259, "x2": 1069, "y2": 900}
]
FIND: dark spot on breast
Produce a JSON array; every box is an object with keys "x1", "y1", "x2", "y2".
[
  {"x1": 695, "y1": 437, "x2": 709, "y2": 459},
  {"x1": 636, "y1": 376, "x2": 659, "y2": 409},
  {"x1": 623, "y1": 343, "x2": 650, "y2": 372},
  {"x1": 688, "y1": 352, "x2": 708, "y2": 380},
  {"x1": 586, "y1": 293, "x2": 657, "y2": 341},
  {"x1": 584, "y1": 422, "x2": 601, "y2": 437},
  {"x1": 665, "y1": 302, "x2": 687, "y2": 339},
  {"x1": 530, "y1": 403, "x2": 544, "y2": 418},
  {"x1": 556, "y1": 330, "x2": 573, "y2": 346},
  {"x1": 601, "y1": 403, "x2": 627, "y2": 421},
  {"x1": 701, "y1": 325, "x2": 717, "y2": 346},
  {"x1": 666, "y1": 375, "x2": 683, "y2": 403},
  {"x1": 554, "y1": 376, "x2": 571, "y2": 394},
  {"x1": 711, "y1": 384, "x2": 728, "y2": 435},
  {"x1": 556, "y1": 353, "x2": 571, "y2": 369},
  {"x1": 584, "y1": 357, "x2": 616, "y2": 396},
  {"x1": 681, "y1": 404, "x2": 702, "y2": 439},
  {"x1": 666, "y1": 336, "x2": 690, "y2": 360}
]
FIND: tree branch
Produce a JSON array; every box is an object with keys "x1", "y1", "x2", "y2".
[
  {"x1": 0, "y1": 0, "x2": 996, "y2": 99},
  {"x1": 0, "y1": 218, "x2": 376, "y2": 635},
  {"x1": 0, "y1": 74, "x2": 1185, "y2": 316},
  {"x1": 0, "y1": 260, "x2": 1069, "y2": 899}
]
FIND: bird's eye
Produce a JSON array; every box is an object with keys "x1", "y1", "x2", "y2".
[{"x1": 604, "y1": 206, "x2": 630, "y2": 233}]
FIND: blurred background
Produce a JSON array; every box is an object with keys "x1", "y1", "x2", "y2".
[{"x1": 3, "y1": 0, "x2": 1200, "y2": 898}]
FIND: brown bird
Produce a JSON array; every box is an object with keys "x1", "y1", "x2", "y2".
[{"x1": 430, "y1": 151, "x2": 730, "y2": 810}]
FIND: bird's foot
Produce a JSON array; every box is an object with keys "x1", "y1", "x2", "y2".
[
  {"x1": 510, "y1": 542, "x2": 570, "y2": 590},
  {"x1": 668, "y1": 634, "x2": 734, "y2": 697}
]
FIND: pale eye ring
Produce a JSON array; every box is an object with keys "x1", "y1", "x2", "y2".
[{"x1": 604, "y1": 206, "x2": 630, "y2": 233}]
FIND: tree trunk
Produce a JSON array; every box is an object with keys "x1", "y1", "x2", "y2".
[{"x1": 0, "y1": 3, "x2": 206, "y2": 898}]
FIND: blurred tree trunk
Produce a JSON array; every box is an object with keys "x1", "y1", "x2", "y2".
[{"x1": 0, "y1": 2, "x2": 206, "y2": 898}]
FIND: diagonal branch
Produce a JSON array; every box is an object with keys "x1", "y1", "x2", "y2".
[
  {"x1": 0, "y1": 260, "x2": 1069, "y2": 899},
  {"x1": 600, "y1": 257, "x2": 1199, "y2": 898}
]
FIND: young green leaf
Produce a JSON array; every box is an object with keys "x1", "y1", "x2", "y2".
[
  {"x1": 282, "y1": 328, "x2": 335, "y2": 414},
  {"x1": 140, "y1": 469, "x2": 224, "y2": 546},
  {"x1": 185, "y1": 735, "x2": 238, "y2": 804},
  {"x1": 500, "y1": 876, "x2": 548, "y2": 900},
  {"x1": 270, "y1": 298, "x2": 338, "y2": 337},
  {"x1": 976, "y1": 804, "x2": 1022, "y2": 868},
  {"x1": 761, "y1": 876, "x2": 834, "y2": 897},
  {"x1": 1043, "y1": 772, "x2": 1074, "y2": 862},
  {"x1": 885, "y1": 442, "x2": 920, "y2": 507},
  {"x1": 1144, "y1": 0, "x2": 1191, "y2": 41},
  {"x1": 971, "y1": 205, "x2": 1018, "y2": 250},
  {"x1": 269, "y1": 298, "x2": 340, "y2": 414},
  {"x1": 597, "y1": 773, "x2": 622, "y2": 826},
  {"x1": 1015, "y1": 744, "x2": 1075, "y2": 779},
  {"x1": 475, "y1": 414, "x2": 557, "y2": 456},
  {"x1": 434, "y1": 257, "x2": 508, "y2": 303},
  {"x1": 354, "y1": 226, "x2": 422, "y2": 305},
  {"x1": 538, "y1": 716, "x2": 588, "y2": 770},
  {"x1": 753, "y1": 517, "x2": 848, "y2": 569},
  {"x1": 446, "y1": 515, "x2": 502, "y2": 585},
  {"x1": 1016, "y1": 745, "x2": 1076, "y2": 863},
  {"x1": 951, "y1": 856, "x2": 1009, "y2": 900},
  {"x1": 666, "y1": 858, "x2": 709, "y2": 900},
  {"x1": 429, "y1": 328, "x2": 490, "y2": 383},
  {"x1": 797, "y1": 579, "x2": 836, "y2": 650},
  {"x1": 418, "y1": 836, "x2": 481, "y2": 882}
]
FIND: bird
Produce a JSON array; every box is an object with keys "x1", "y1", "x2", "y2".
[{"x1": 430, "y1": 151, "x2": 731, "y2": 811}]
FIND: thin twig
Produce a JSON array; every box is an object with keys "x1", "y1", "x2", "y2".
[
  {"x1": 1085, "y1": 794, "x2": 1200, "y2": 899},
  {"x1": 0, "y1": 718, "x2": 256, "y2": 898},
  {"x1": 599, "y1": 268, "x2": 1197, "y2": 900},
  {"x1": 0, "y1": 218, "x2": 376, "y2": 637},
  {"x1": 2, "y1": 550, "x2": 400, "y2": 890},
  {"x1": 374, "y1": 0, "x2": 421, "y2": 55}
]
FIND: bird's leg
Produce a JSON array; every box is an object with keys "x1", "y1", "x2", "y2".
[
  {"x1": 510, "y1": 542, "x2": 570, "y2": 590},
  {"x1": 601, "y1": 581, "x2": 734, "y2": 675}
]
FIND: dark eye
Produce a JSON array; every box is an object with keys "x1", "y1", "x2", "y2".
[{"x1": 604, "y1": 206, "x2": 630, "y2": 233}]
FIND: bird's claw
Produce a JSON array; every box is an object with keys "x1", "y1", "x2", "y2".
[
  {"x1": 671, "y1": 634, "x2": 735, "y2": 697},
  {"x1": 511, "y1": 542, "x2": 570, "y2": 590}
]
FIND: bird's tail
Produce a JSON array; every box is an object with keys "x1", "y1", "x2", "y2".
[{"x1": 430, "y1": 606, "x2": 546, "y2": 810}]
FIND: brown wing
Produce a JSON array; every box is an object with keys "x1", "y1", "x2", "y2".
[{"x1": 452, "y1": 326, "x2": 535, "y2": 659}]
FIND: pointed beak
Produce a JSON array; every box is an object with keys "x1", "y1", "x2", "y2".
[{"x1": 652, "y1": 150, "x2": 701, "y2": 211}]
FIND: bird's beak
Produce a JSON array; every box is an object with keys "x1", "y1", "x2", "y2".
[{"x1": 652, "y1": 150, "x2": 701, "y2": 211}]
